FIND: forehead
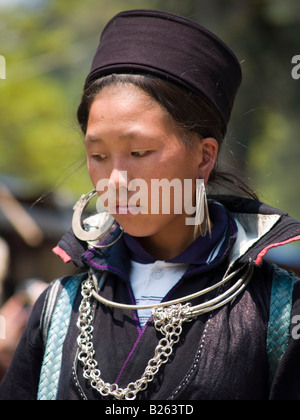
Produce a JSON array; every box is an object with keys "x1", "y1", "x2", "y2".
[{"x1": 86, "y1": 83, "x2": 178, "y2": 138}]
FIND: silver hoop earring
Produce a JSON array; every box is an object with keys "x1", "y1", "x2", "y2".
[
  {"x1": 194, "y1": 180, "x2": 212, "y2": 238},
  {"x1": 72, "y1": 189, "x2": 122, "y2": 246}
]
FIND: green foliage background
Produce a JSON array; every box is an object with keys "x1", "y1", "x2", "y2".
[{"x1": 1, "y1": 0, "x2": 300, "y2": 217}]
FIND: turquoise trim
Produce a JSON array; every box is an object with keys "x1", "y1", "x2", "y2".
[{"x1": 267, "y1": 266, "x2": 295, "y2": 385}]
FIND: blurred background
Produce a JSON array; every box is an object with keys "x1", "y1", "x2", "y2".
[{"x1": 0, "y1": 0, "x2": 299, "y2": 378}]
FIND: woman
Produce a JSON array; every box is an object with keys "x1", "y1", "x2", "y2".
[{"x1": 1, "y1": 9, "x2": 300, "y2": 400}]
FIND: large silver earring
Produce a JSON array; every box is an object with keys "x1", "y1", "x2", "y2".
[
  {"x1": 194, "y1": 180, "x2": 212, "y2": 238},
  {"x1": 72, "y1": 189, "x2": 122, "y2": 247}
]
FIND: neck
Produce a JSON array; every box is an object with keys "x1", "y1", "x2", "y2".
[{"x1": 138, "y1": 223, "x2": 196, "y2": 261}]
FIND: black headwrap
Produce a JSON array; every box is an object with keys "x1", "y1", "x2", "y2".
[{"x1": 85, "y1": 9, "x2": 242, "y2": 135}]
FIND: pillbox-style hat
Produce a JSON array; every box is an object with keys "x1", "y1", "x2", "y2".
[{"x1": 85, "y1": 9, "x2": 242, "y2": 135}]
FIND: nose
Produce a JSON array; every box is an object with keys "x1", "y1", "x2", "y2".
[
  {"x1": 108, "y1": 168, "x2": 130, "y2": 208},
  {"x1": 109, "y1": 168, "x2": 128, "y2": 190},
  {"x1": 96, "y1": 168, "x2": 129, "y2": 212}
]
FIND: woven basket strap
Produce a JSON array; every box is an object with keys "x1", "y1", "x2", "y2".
[
  {"x1": 37, "y1": 274, "x2": 84, "y2": 400},
  {"x1": 267, "y1": 265, "x2": 295, "y2": 385},
  {"x1": 40, "y1": 278, "x2": 61, "y2": 346}
]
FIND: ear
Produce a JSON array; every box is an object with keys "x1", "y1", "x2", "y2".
[{"x1": 197, "y1": 137, "x2": 219, "y2": 184}]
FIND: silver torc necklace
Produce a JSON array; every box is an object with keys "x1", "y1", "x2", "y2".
[{"x1": 76, "y1": 264, "x2": 253, "y2": 400}]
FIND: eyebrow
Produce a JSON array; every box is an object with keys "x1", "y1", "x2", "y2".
[
  {"x1": 85, "y1": 131, "x2": 159, "y2": 144},
  {"x1": 85, "y1": 135, "x2": 103, "y2": 143}
]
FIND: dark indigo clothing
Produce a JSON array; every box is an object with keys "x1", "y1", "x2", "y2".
[{"x1": 1, "y1": 196, "x2": 300, "y2": 400}]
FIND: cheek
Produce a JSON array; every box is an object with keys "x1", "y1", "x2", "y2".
[
  {"x1": 87, "y1": 159, "x2": 105, "y2": 188},
  {"x1": 161, "y1": 153, "x2": 198, "y2": 182}
]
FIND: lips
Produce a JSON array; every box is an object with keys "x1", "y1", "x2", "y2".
[{"x1": 115, "y1": 204, "x2": 145, "y2": 215}]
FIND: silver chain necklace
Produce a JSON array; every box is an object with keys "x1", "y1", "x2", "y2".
[{"x1": 76, "y1": 264, "x2": 253, "y2": 400}]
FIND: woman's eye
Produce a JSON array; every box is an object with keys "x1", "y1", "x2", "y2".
[
  {"x1": 131, "y1": 151, "x2": 150, "y2": 158},
  {"x1": 92, "y1": 154, "x2": 107, "y2": 161}
]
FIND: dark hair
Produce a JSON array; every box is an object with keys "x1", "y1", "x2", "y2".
[{"x1": 77, "y1": 73, "x2": 258, "y2": 200}]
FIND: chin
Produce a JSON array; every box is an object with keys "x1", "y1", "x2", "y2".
[
  {"x1": 114, "y1": 216, "x2": 159, "y2": 238},
  {"x1": 121, "y1": 224, "x2": 157, "y2": 238}
]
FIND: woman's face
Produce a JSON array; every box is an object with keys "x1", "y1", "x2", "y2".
[{"x1": 85, "y1": 83, "x2": 217, "y2": 251}]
